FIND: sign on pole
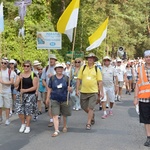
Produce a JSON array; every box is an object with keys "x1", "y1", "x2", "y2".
[{"x1": 37, "y1": 32, "x2": 62, "y2": 49}]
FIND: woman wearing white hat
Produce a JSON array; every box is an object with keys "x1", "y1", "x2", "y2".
[{"x1": 46, "y1": 63, "x2": 72, "y2": 137}]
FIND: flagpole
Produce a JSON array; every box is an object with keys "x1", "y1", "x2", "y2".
[
  {"x1": 0, "y1": 33, "x2": 2, "y2": 58},
  {"x1": 67, "y1": 27, "x2": 77, "y2": 105}
]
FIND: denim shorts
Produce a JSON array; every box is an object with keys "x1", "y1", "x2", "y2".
[{"x1": 127, "y1": 76, "x2": 132, "y2": 80}]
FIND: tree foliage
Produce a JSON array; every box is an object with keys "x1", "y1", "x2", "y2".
[{"x1": 0, "y1": 0, "x2": 150, "y2": 65}]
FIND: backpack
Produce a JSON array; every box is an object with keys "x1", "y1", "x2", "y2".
[{"x1": 82, "y1": 65, "x2": 97, "y2": 74}]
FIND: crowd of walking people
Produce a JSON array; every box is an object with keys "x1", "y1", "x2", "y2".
[{"x1": 0, "y1": 50, "x2": 150, "y2": 147}]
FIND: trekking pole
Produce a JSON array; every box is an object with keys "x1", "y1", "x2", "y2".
[{"x1": 67, "y1": 27, "x2": 77, "y2": 105}]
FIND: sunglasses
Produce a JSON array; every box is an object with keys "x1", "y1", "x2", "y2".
[
  {"x1": 117, "y1": 62, "x2": 121, "y2": 63},
  {"x1": 75, "y1": 61, "x2": 81, "y2": 63},
  {"x1": 1, "y1": 62, "x2": 7, "y2": 65},
  {"x1": 9, "y1": 63, "x2": 14, "y2": 65},
  {"x1": 23, "y1": 65, "x2": 30, "y2": 68},
  {"x1": 38, "y1": 69, "x2": 42, "y2": 70},
  {"x1": 104, "y1": 59, "x2": 110, "y2": 61}
]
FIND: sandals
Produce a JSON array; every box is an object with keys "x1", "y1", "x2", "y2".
[
  {"x1": 51, "y1": 130, "x2": 60, "y2": 137},
  {"x1": 91, "y1": 113, "x2": 95, "y2": 125},
  {"x1": 86, "y1": 124, "x2": 91, "y2": 130}
]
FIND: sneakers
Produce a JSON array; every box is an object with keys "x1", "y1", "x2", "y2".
[
  {"x1": 19, "y1": 124, "x2": 26, "y2": 133},
  {"x1": 109, "y1": 110, "x2": 113, "y2": 116},
  {"x1": 118, "y1": 96, "x2": 121, "y2": 102},
  {"x1": 24, "y1": 127, "x2": 30, "y2": 134},
  {"x1": 144, "y1": 138, "x2": 150, "y2": 147},
  {"x1": 101, "y1": 114, "x2": 108, "y2": 119},
  {"x1": 115, "y1": 95, "x2": 118, "y2": 102},
  {"x1": 5, "y1": 119, "x2": 10, "y2": 125}
]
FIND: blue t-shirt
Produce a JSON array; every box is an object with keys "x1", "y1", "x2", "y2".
[
  {"x1": 39, "y1": 78, "x2": 46, "y2": 92},
  {"x1": 48, "y1": 75, "x2": 69, "y2": 102}
]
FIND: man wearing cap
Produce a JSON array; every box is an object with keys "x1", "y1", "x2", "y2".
[
  {"x1": 101, "y1": 56, "x2": 118, "y2": 119},
  {"x1": 0, "y1": 58, "x2": 15, "y2": 125},
  {"x1": 76, "y1": 53, "x2": 103, "y2": 130},
  {"x1": 42, "y1": 54, "x2": 57, "y2": 127},
  {"x1": 33, "y1": 60, "x2": 41, "y2": 75},
  {"x1": 134, "y1": 50, "x2": 150, "y2": 147},
  {"x1": 115, "y1": 58, "x2": 127, "y2": 102}
]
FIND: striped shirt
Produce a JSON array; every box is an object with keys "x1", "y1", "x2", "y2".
[{"x1": 136, "y1": 64, "x2": 150, "y2": 102}]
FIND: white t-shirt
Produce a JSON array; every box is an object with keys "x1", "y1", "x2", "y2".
[
  {"x1": 102, "y1": 65, "x2": 117, "y2": 87},
  {"x1": 0, "y1": 68, "x2": 15, "y2": 93},
  {"x1": 126, "y1": 68, "x2": 132, "y2": 76},
  {"x1": 116, "y1": 65, "x2": 126, "y2": 81}
]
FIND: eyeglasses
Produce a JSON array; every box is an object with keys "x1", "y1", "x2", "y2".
[
  {"x1": 75, "y1": 61, "x2": 81, "y2": 63},
  {"x1": 1, "y1": 62, "x2": 7, "y2": 65},
  {"x1": 23, "y1": 65, "x2": 30, "y2": 68},
  {"x1": 38, "y1": 69, "x2": 42, "y2": 70},
  {"x1": 117, "y1": 62, "x2": 121, "y2": 63},
  {"x1": 9, "y1": 63, "x2": 14, "y2": 65}
]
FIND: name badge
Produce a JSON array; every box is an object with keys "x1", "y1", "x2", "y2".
[
  {"x1": 57, "y1": 83, "x2": 62, "y2": 89},
  {"x1": 74, "y1": 76, "x2": 77, "y2": 79},
  {"x1": 87, "y1": 76, "x2": 91, "y2": 80}
]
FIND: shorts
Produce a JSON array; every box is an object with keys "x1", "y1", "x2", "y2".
[
  {"x1": 51, "y1": 100, "x2": 71, "y2": 117},
  {"x1": 0, "y1": 93, "x2": 12, "y2": 108},
  {"x1": 139, "y1": 101, "x2": 150, "y2": 124},
  {"x1": 12, "y1": 89, "x2": 17, "y2": 95},
  {"x1": 101, "y1": 86, "x2": 115, "y2": 103},
  {"x1": 80, "y1": 93, "x2": 98, "y2": 110},
  {"x1": 118, "y1": 81, "x2": 124, "y2": 88},
  {"x1": 127, "y1": 76, "x2": 132, "y2": 80},
  {"x1": 15, "y1": 92, "x2": 37, "y2": 115},
  {"x1": 38, "y1": 92, "x2": 46, "y2": 102}
]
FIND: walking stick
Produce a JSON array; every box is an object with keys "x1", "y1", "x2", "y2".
[{"x1": 67, "y1": 27, "x2": 77, "y2": 105}]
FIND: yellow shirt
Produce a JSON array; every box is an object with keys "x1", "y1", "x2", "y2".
[{"x1": 77, "y1": 64, "x2": 102, "y2": 93}]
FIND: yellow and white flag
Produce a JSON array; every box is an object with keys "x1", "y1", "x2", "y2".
[
  {"x1": 86, "y1": 18, "x2": 109, "y2": 51},
  {"x1": 57, "y1": 0, "x2": 80, "y2": 42}
]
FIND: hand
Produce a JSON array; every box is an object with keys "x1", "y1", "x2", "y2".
[
  {"x1": 68, "y1": 86, "x2": 72, "y2": 93},
  {"x1": 35, "y1": 91, "x2": 38, "y2": 96},
  {"x1": 20, "y1": 88, "x2": 27, "y2": 94},
  {"x1": 76, "y1": 90, "x2": 80, "y2": 97},
  {"x1": 48, "y1": 73, "x2": 53, "y2": 78},
  {"x1": 133, "y1": 98, "x2": 138, "y2": 106}
]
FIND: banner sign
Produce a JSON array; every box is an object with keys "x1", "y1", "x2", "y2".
[{"x1": 37, "y1": 32, "x2": 62, "y2": 49}]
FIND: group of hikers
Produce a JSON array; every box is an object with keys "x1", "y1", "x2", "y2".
[{"x1": 0, "y1": 49, "x2": 150, "y2": 147}]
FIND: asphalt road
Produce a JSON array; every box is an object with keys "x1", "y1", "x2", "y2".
[{"x1": 0, "y1": 90, "x2": 149, "y2": 150}]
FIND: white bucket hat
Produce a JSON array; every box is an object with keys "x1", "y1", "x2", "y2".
[
  {"x1": 9, "y1": 59, "x2": 16, "y2": 64},
  {"x1": 54, "y1": 63, "x2": 64, "y2": 70},
  {"x1": 50, "y1": 54, "x2": 57, "y2": 61},
  {"x1": 103, "y1": 56, "x2": 111, "y2": 61},
  {"x1": 33, "y1": 60, "x2": 41, "y2": 66}
]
